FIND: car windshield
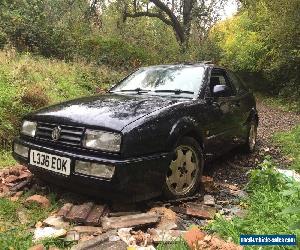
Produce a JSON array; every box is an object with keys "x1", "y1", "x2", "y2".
[{"x1": 111, "y1": 65, "x2": 205, "y2": 98}]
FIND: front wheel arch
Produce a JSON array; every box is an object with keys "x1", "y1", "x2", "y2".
[{"x1": 166, "y1": 117, "x2": 205, "y2": 152}]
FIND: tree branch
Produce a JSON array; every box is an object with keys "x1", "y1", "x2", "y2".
[
  {"x1": 149, "y1": 0, "x2": 184, "y2": 43},
  {"x1": 124, "y1": 11, "x2": 173, "y2": 26}
]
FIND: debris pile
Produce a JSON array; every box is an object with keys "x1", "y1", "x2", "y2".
[
  {"x1": 1, "y1": 167, "x2": 245, "y2": 249},
  {"x1": 0, "y1": 165, "x2": 33, "y2": 198}
]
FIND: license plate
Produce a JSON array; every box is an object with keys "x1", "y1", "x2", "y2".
[{"x1": 29, "y1": 150, "x2": 71, "y2": 176}]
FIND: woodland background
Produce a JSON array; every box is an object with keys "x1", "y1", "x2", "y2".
[{"x1": 0, "y1": 0, "x2": 299, "y2": 143}]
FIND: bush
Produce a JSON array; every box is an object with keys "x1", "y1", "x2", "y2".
[
  {"x1": 0, "y1": 30, "x2": 7, "y2": 49},
  {"x1": 21, "y1": 85, "x2": 49, "y2": 109},
  {"x1": 80, "y1": 36, "x2": 150, "y2": 68}
]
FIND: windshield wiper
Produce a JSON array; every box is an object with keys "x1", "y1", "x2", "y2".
[
  {"x1": 119, "y1": 88, "x2": 150, "y2": 93},
  {"x1": 154, "y1": 89, "x2": 194, "y2": 95}
]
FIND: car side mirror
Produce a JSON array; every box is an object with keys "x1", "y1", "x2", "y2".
[{"x1": 213, "y1": 85, "x2": 230, "y2": 97}]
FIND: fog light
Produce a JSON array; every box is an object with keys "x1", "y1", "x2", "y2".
[
  {"x1": 75, "y1": 161, "x2": 115, "y2": 179},
  {"x1": 14, "y1": 143, "x2": 29, "y2": 158}
]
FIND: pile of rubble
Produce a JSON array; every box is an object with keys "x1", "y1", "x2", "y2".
[
  {"x1": 30, "y1": 198, "x2": 243, "y2": 250},
  {"x1": 0, "y1": 165, "x2": 33, "y2": 199},
  {"x1": 0, "y1": 166, "x2": 245, "y2": 250},
  {"x1": 28, "y1": 180, "x2": 245, "y2": 250}
]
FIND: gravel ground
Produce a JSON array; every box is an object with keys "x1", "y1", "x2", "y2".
[{"x1": 205, "y1": 99, "x2": 300, "y2": 190}]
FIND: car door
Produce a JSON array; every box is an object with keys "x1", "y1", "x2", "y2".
[
  {"x1": 227, "y1": 70, "x2": 254, "y2": 143},
  {"x1": 203, "y1": 68, "x2": 241, "y2": 156}
]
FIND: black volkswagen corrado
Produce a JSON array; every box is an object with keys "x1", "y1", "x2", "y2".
[{"x1": 13, "y1": 63, "x2": 258, "y2": 201}]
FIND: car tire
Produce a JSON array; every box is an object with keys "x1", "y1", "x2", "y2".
[
  {"x1": 163, "y1": 136, "x2": 204, "y2": 200},
  {"x1": 243, "y1": 118, "x2": 258, "y2": 153}
]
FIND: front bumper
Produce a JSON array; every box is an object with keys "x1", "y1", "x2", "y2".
[{"x1": 13, "y1": 137, "x2": 173, "y2": 202}]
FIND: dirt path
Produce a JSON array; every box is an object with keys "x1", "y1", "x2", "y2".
[{"x1": 206, "y1": 99, "x2": 300, "y2": 190}]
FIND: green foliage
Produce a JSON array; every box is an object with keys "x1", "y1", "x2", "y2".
[
  {"x1": 0, "y1": 0, "x2": 91, "y2": 59},
  {"x1": 209, "y1": 159, "x2": 300, "y2": 249},
  {"x1": 0, "y1": 229, "x2": 33, "y2": 250},
  {"x1": 80, "y1": 36, "x2": 150, "y2": 68},
  {"x1": 273, "y1": 126, "x2": 300, "y2": 172},
  {"x1": 210, "y1": 0, "x2": 300, "y2": 105},
  {"x1": 0, "y1": 49, "x2": 126, "y2": 143},
  {"x1": 0, "y1": 151, "x2": 15, "y2": 169},
  {"x1": 210, "y1": 12, "x2": 267, "y2": 72},
  {"x1": 0, "y1": 0, "x2": 186, "y2": 68},
  {"x1": 157, "y1": 237, "x2": 189, "y2": 250}
]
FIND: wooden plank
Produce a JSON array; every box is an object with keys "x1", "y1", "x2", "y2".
[{"x1": 101, "y1": 212, "x2": 160, "y2": 231}]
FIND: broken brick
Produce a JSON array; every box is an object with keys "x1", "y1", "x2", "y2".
[
  {"x1": 186, "y1": 203, "x2": 216, "y2": 219},
  {"x1": 17, "y1": 171, "x2": 32, "y2": 181},
  {"x1": 102, "y1": 213, "x2": 160, "y2": 231},
  {"x1": 5, "y1": 175, "x2": 19, "y2": 183},
  {"x1": 8, "y1": 166, "x2": 22, "y2": 176},
  {"x1": 183, "y1": 227, "x2": 205, "y2": 248},
  {"x1": 25, "y1": 195, "x2": 50, "y2": 208},
  {"x1": 73, "y1": 226, "x2": 102, "y2": 235},
  {"x1": 85, "y1": 204, "x2": 108, "y2": 226},
  {"x1": 10, "y1": 179, "x2": 31, "y2": 192},
  {"x1": 65, "y1": 202, "x2": 94, "y2": 223},
  {"x1": 57, "y1": 203, "x2": 73, "y2": 217},
  {"x1": 43, "y1": 215, "x2": 70, "y2": 229},
  {"x1": 201, "y1": 176, "x2": 215, "y2": 192},
  {"x1": 203, "y1": 195, "x2": 215, "y2": 206}
]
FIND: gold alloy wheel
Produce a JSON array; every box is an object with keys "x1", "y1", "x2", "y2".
[
  {"x1": 166, "y1": 145, "x2": 200, "y2": 196},
  {"x1": 249, "y1": 123, "x2": 257, "y2": 151}
]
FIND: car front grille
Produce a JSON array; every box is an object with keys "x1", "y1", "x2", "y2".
[{"x1": 35, "y1": 122, "x2": 84, "y2": 146}]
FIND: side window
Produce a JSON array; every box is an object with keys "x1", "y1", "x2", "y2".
[
  {"x1": 228, "y1": 71, "x2": 247, "y2": 94},
  {"x1": 209, "y1": 69, "x2": 236, "y2": 97}
]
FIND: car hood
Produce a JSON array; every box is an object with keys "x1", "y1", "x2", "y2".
[{"x1": 26, "y1": 93, "x2": 184, "y2": 131}]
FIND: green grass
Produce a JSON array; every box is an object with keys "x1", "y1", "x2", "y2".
[
  {"x1": 0, "y1": 191, "x2": 72, "y2": 250},
  {"x1": 273, "y1": 126, "x2": 300, "y2": 172},
  {"x1": 0, "y1": 150, "x2": 15, "y2": 169},
  {"x1": 157, "y1": 238, "x2": 189, "y2": 250},
  {"x1": 208, "y1": 158, "x2": 300, "y2": 249}
]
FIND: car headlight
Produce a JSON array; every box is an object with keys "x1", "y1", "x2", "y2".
[
  {"x1": 21, "y1": 120, "x2": 37, "y2": 137},
  {"x1": 83, "y1": 130, "x2": 121, "y2": 152}
]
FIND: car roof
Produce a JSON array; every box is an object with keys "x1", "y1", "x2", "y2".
[{"x1": 140, "y1": 62, "x2": 225, "y2": 70}]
